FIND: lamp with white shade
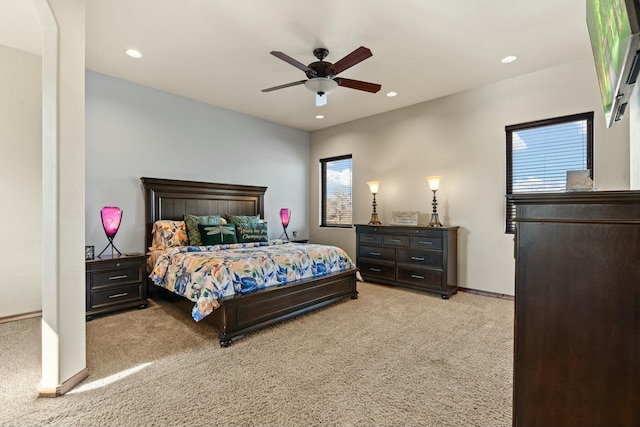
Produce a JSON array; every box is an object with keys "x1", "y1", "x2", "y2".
[
  {"x1": 425, "y1": 176, "x2": 443, "y2": 227},
  {"x1": 366, "y1": 181, "x2": 382, "y2": 225}
]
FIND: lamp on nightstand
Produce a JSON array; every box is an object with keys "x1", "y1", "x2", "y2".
[
  {"x1": 97, "y1": 206, "x2": 123, "y2": 257},
  {"x1": 279, "y1": 208, "x2": 291, "y2": 240},
  {"x1": 367, "y1": 181, "x2": 382, "y2": 225},
  {"x1": 425, "y1": 176, "x2": 443, "y2": 227}
]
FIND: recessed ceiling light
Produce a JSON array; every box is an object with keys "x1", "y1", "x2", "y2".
[
  {"x1": 126, "y1": 49, "x2": 142, "y2": 58},
  {"x1": 386, "y1": 91, "x2": 398, "y2": 97},
  {"x1": 501, "y1": 55, "x2": 518, "y2": 64},
  {"x1": 315, "y1": 115, "x2": 325, "y2": 119}
]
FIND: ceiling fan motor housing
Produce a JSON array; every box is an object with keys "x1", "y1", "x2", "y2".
[
  {"x1": 306, "y1": 61, "x2": 334, "y2": 79},
  {"x1": 304, "y1": 48, "x2": 335, "y2": 79}
]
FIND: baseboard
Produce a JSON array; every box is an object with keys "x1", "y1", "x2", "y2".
[
  {"x1": 38, "y1": 367, "x2": 89, "y2": 397},
  {"x1": 0, "y1": 310, "x2": 42, "y2": 324},
  {"x1": 458, "y1": 286, "x2": 514, "y2": 301}
]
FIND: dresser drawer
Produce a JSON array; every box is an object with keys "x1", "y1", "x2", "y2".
[
  {"x1": 359, "y1": 233, "x2": 382, "y2": 245},
  {"x1": 383, "y1": 234, "x2": 410, "y2": 247},
  {"x1": 410, "y1": 236, "x2": 442, "y2": 250},
  {"x1": 359, "y1": 245, "x2": 395, "y2": 262},
  {"x1": 397, "y1": 267, "x2": 442, "y2": 288},
  {"x1": 359, "y1": 262, "x2": 395, "y2": 280},
  {"x1": 90, "y1": 283, "x2": 144, "y2": 309},
  {"x1": 90, "y1": 266, "x2": 143, "y2": 288},
  {"x1": 397, "y1": 249, "x2": 443, "y2": 268}
]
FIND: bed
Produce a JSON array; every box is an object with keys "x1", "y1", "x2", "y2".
[{"x1": 141, "y1": 177, "x2": 359, "y2": 346}]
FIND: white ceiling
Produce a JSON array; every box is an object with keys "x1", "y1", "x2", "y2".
[{"x1": 1, "y1": 1, "x2": 593, "y2": 131}]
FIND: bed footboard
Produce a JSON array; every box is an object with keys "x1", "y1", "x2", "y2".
[{"x1": 208, "y1": 268, "x2": 358, "y2": 346}]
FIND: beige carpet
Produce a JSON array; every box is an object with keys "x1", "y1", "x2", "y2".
[{"x1": 0, "y1": 283, "x2": 514, "y2": 427}]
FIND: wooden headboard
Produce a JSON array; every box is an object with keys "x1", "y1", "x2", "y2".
[{"x1": 140, "y1": 177, "x2": 267, "y2": 250}]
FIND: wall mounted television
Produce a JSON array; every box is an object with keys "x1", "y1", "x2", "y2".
[{"x1": 587, "y1": 0, "x2": 640, "y2": 127}]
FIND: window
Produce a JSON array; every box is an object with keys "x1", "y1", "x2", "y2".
[
  {"x1": 505, "y1": 112, "x2": 593, "y2": 233},
  {"x1": 321, "y1": 155, "x2": 353, "y2": 227}
]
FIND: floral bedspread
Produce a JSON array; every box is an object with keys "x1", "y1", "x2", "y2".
[{"x1": 149, "y1": 240, "x2": 355, "y2": 321}]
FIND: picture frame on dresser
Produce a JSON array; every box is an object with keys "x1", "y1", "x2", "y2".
[{"x1": 390, "y1": 211, "x2": 419, "y2": 226}]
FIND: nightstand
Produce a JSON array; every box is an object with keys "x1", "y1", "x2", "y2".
[
  {"x1": 85, "y1": 253, "x2": 148, "y2": 320},
  {"x1": 289, "y1": 239, "x2": 309, "y2": 243}
]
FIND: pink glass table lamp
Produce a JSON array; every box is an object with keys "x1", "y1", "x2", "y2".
[
  {"x1": 97, "y1": 206, "x2": 122, "y2": 257},
  {"x1": 279, "y1": 208, "x2": 290, "y2": 240}
]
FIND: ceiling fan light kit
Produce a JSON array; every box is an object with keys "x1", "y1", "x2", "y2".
[
  {"x1": 262, "y1": 46, "x2": 381, "y2": 106},
  {"x1": 304, "y1": 77, "x2": 338, "y2": 95}
]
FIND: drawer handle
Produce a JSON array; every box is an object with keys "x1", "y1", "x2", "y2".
[
  {"x1": 411, "y1": 274, "x2": 424, "y2": 279},
  {"x1": 364, "y1": 237, "x2": 375, "y2": 240},
  {"x1": 370, "y1": 252, "x2": 381, "y2": 256},
  {"x1": 389, "y1": 238, "x2": 402, "y2": 242},
  {"x1": 418, "y1": 241, "x2": 433, "y2": 245},
  {"x1": 369, "y1": 268, "x2": 382, "y2": 272},
  {"x1": 109, "y1": 292, "x2": 128, "y2": 299},
  {"x1": 411, "y1": 256, "x2": 425, "y2": 261},
  {"x1": 109, "y1": 274, "x2": 128, "y2": 280}
]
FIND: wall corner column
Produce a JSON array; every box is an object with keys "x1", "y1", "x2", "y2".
[{"x1": 34, "y1": 0, "x2": 87, "y2": 396}]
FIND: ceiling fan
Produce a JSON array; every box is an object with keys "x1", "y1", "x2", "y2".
[{"x1": 262, "y1": 46, "x2": 381, "y2": 107}]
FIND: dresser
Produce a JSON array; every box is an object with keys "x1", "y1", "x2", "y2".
[
  {"x1": 85, "y1": 253, "x2": 148, "y2": 320},
  {"x1": 355, "y1": 224, "x2": 458, "y2": 298},
  {"x1": 509, "y1": 191, "x2": 640, "y2": 427}
]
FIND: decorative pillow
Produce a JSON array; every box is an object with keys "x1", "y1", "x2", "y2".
[
  {"x1": 151, "y1": 220, "x2": 189, "y2": 250},
  {"x1": 184, "y1": 214, "x2": 222, "y2": 246},
  {"x1": 198, "y1": 223, "x2": 238, "y2": 245},
  {"x1": 235, "y1": 222, "x2": 269, "y2": 243},
  {"x1": 225, "y1": 214, "x2": 261, "y2": 230}
]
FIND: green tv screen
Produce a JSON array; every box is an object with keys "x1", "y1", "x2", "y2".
[{"x1": 587, "y1": 0, "x2": 633, "y2": 126}]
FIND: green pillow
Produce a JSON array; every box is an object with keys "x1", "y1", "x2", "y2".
[
  {"x1": 225, "y1": 214, "x2": 261, "y2": 230},
  {"x1": 235, "y1": 222, "x2": 268, "y2": 243},
  {"x1": 198, "y1": 223, "x2": 237, "y2": 245},
  {"x1": 184, "y1": 214, "x2": 222, "y2": 246}
]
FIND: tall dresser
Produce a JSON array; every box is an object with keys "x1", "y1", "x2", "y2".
[
  {"x1": 509, "y1": 191, "x2": 640, "y2": 427},
  {"x1": 354, "y1": 224, "x2": 458, "y2": 298}
]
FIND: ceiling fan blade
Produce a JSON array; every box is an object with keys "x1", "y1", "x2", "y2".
[
  {"x1": 270, "y1": 51, "x2": 313, "y2": 73},
  {"x1": 330, "y1": 46, "x2": 373, "y2": 75},
  {"x1": 262, "y1": 80, "x2": 307, "y2": 92},
  {"x1": 335, "y1": 78, "x2": 381, "y2": 93}
]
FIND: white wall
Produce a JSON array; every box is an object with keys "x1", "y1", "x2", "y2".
[
  {"x1": 630, "y1": 84, "x2": 640, "y2": 189},
  {"x1": 0, "y1": 44, "x2": 42, "y2": 317},
  {"x1": 85, "y1": 71, "x2": 310, "y2": 253},
  {"x1": 309, "y1": 57, "x2": 630, "y2": 296}
]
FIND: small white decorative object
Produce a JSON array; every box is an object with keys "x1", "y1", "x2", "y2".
[
  {"x1": 566, "y1": 170, "x2": 594, "y2": 191},
  {"x1": 390, "y1": 211, "x2": 420, "y2": 226}
]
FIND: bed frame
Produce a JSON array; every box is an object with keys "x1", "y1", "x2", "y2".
[{"x1": 141, "y1": 177, "x2": 358, "y2": 346}]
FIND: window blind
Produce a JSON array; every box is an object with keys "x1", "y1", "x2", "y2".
[
  {"x1": 321, "y1": 155, "x2": 353, "y2": 227},
  {"x1": 505, "y1": 112, "x2": 593, "y2": 233}
]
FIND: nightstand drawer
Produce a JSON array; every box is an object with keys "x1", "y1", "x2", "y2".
[
  {"x1": 90, "y1": 266, "x2": 143, "y2": 288},
  {"x1": 86, "y1": 257, "x2": 145, "y2": 271},
  {"x1": 397, "y1": 267, "x2": 442, "y2": 288},
  {"x1": 359, "y1": 262, "x2": 395, "y2": 280},
  {"x1": 397, "y1": 249, "x2": 443, "y2": 268},
  {"x1": 90, "y1": 283, "x2": 144, "y2": 309},
  {"x1": 359, "y1": 245, "x2": 395, "y2": 262}
]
